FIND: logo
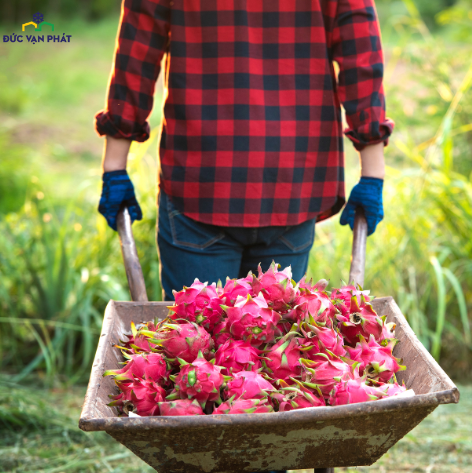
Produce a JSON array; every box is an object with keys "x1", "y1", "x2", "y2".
[{"x1": 3, "y1": 13, "x2": 72, "y2": 44}]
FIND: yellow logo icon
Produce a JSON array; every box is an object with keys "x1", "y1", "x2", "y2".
[{"x1": 22, "y1": 21, "x2": 37, "y2": 31}]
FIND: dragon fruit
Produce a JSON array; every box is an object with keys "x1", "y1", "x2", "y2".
[
  {"x1": 106, "y1": 264, "x2": 409, "y2": 418},
  {"x1": 171, "y1": 352, "x2": 224, "y2": 407},
  {"x1": 379, "y1": 318, "x2": 396, "y2": 342},
  {"x1": 256, "y1": 262, "x2": 297, "y2": 313},
  {"x1": 331, "y1": 284, "x2": 371, "y2": 317},
  {"x1": 118, "y1": 322, "x2": 156, "y2": 354},
  {"x1": 329, "y1": 376, "x2": 385, "y2": 406},
  {"x1": 158, "y1": 399, "x2": 204, "y2": 416},
  {"x1": 286, "y1": 288, "x2": 337, "y2": 327},
  {"x1": 262, "y1": 333, "x2": 303, "y2": 381},
  {"x1": 225, "y1": 370, "x2": 276, "y2": 400},
  {"x1": 215, "y1": 339, "x2": 261, "y2": 375},
  {"x1": 103, "y1": 352, "x2": 169, "y2": 385},
  {"x1": 222, "y1": 273, "x2": 255, "y2": 305},
  {"x1": 277, "y1": 320, "x2": 294, "y2": 337},
  {"x1": 212, "y1": 318, "x2": 231, "y2": 348},
  {"x1": 299, "y1": 321, "x2": 346, "y2": 361},
  {"x1": 336, "y1": 295, "x2": 384, "y2": 346},
  {"x1": 271, "y1": 380, "x2": 325, "y2": 411},
  {"x1": 108, "y1": 378, "x2": 166, "y2": 416},
  {"x1": 345, "y1": 335, "x2": 406, "y2": 382},
  {"x1": 298, "y1": 276, "x2": 330, "y2": 292},
  {"x1": 168, "y1": 279, "x2": 224, "y2": 331},
  {"x1": 376, "y1": 381, "x2": 409, "y2": 397},
  {"x1": 213, "y1": 396, "x2": 274, "y2": 414},
  {"x1": 225, "y1": 294, "x2": 281, "y2": 346},
  {"x1": 142, "y1": 321, "x2": 212, "y2": 363},
  {"x1": 120, "y1": 335, "x2": 153, "y2": 354},
  {"x1": 301, "y1": 357, "x2": 352, "y2": 397}
]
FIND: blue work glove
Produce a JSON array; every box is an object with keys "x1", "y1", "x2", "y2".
[
  {"x1": 340, "y1": 176, "x2": 383, "y2": 236},
  {"x1": 98, "y1": 170, "x2": 142, "y2": 231}
]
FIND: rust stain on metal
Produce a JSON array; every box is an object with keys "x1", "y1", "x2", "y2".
[{"x1": 79, "y1": 298, "x2": 460, "y2": 473}]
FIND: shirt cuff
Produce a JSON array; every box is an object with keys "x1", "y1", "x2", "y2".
[
  {"x1": 344, "y1": 118, "x2": 395, "y2": 152},
  {"x1": 95, "y1": 111, "x2": 150, "y2": 143}
]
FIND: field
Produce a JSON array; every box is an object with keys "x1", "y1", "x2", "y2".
[{"x1": 0, "y1": 1, "x2": 471, "y2": 471}]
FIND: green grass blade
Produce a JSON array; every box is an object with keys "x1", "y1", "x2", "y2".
[
  {"x1": 442, "y1": 268, "x2": 471, "y2": 344},
  {"x1": 430, "y1": 256, "x2": 447, "y2": 360}
]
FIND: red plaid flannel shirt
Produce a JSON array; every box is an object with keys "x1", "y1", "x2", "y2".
[{"x1": 96, "y1": 0, "x2": 394, "y2": 227}]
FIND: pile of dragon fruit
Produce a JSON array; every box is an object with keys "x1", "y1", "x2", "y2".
[{"x1": 105, "y1": 262, "x2": 413, "y2": 417}]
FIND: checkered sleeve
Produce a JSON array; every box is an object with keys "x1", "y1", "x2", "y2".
[
  {"x1": 95, "y1": 0, "x2": 171, "y2": 142},
  {"x1": 331, "y1": 0, "x2": 394, "y2": 151}
]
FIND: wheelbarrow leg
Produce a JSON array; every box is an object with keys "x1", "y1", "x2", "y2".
[{"x1": 314, "y1": 469, "x2": 334, "y2": 473}]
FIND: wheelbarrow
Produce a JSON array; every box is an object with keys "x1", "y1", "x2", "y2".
[{"x1": 79, "y1": 208, "x2": 460, "y2": 472}]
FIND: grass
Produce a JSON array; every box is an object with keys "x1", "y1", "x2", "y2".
[{"x1": 1, "y1": 381, "x2": 470, "y2": 472}]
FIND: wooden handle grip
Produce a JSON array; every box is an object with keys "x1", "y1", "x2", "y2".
[
  {"x1": 348, "y1": 207, "x2": 367, "y2": 287},
  {"x1": 117, "y1": 208, "x2": 148, "y2": 302}
]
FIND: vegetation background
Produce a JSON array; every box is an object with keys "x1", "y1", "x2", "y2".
[{"x1": 0, "y1": 0, "x2": 471, "y2": 471}]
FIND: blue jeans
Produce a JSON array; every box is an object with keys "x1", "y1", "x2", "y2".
[{"x1": 157, "y1": 189, "x2": 315, "y2": 302}]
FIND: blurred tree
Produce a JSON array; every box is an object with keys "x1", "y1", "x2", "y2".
[{"x1": 436, "y1": 0, "x2": 472, "y2": 40}]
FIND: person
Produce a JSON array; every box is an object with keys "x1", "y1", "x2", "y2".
[
  {"x1": 97, "y1": 0, "x2": 393, "y2": 299},
  {"x1": 96, "y1": 1, "x2": 392, "y2": 469}
]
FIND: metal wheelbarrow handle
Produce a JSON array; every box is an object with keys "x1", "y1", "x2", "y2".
[
  {"x1": 117, "y1": 207, "x2": 148, "y2": 302},
  {"x1": 349, "y1": 207, "x2": 368, "y2": 287}
]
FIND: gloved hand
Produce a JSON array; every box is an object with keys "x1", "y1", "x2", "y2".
[
  {"x1": 98, "y1": 170, "x2": 142, "y2": 231},
  {"x1": 340, "y1": 176, "x2": 383, "y2": 236}
]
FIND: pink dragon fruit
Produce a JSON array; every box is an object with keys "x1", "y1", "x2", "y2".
[
  {"x1": 262, "y1": 333, "x2": 303, "y2": 381},
  {"x1": 168, "y1": 279, "x2": 224, "y2": 331},
  {"x1": 331, "y1": 284, "x2": 371, "y2": 317},
  {"x1": 142, "y1": 321, "x2": 212, "y2": 363},
  {"x1": 375, "y1": 381, "x2": 408, "y2": 397},
  {"x1": 336, "y1": 295, "x2": 384, "y2": 346},
  {"x1": 329, "y1": 376, "x2": 385, "y2": 405},
  {"x1": 103, "y1": 352, "x2": 169, "y2": 385},
  {"x1": 286, "y1": 288, "x2": 337, "y2": 327},
  {"x1": 225, "y1": 294, "x2": 281, "y2": 346},
  {"x1": 345, "y1": 335, "x2": 406, "y2": 382},
  {"x1": 299, "y1": 321, "x2": 346, "y2": 361},
  {"x1": 255, "y1": 262, "x2": 297, "y2": 313},
  {"x1": 119, "y1": 322, "x2": 153, "y2": 354},
  {"x1": 171, "y1": 352, "x2": 224, "y2": 407},
  {"x1": 212, "y1": 318, "x2": 231, "y2": 348},
  {"x1": 271, "y1": 382, "x2": 326, "y2": 411},
  {"x1": 215, "y1": 339, "x2": 261, "y2": 375},
  {"x1": 105, "y1": 268, "x2": 410, "y2": 418},
  {"x1": 225, "y1": 370, "x2": 276, "y2": 400},
  {"x1": 298, "y1": 276, "x2": 330, "y2": 292},
  {"x1": 119, "y1": 335, "x2": 153, "y2": 354},
  {"x1": 378, "y1": 318, "x2": 396, "y2": 342},
  {"x1": 108, "y1": 378, "x2": 166, "y2": 416},
  {"x1": 158, "y1": 399, "x2": 204, "y2": 416},
  {"x1": 221, "y1": 273, "x2": 255, "y2": 305},
  {"x1": 301, "y1": 357, "x2": 352, "y2": 397},
  {"x1": 277, "y1": 320, "x2": 294, "y2": 337},
  {"x1": 213, "y1": 396, "x2": 274, "y2": 414},
  {"x1": 118, "y1": 321, "x2": 165, "y2": 354}
]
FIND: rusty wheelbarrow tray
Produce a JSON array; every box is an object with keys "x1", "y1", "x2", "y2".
[{"x1": 79, "y1": 208, "x2": 459, "y2": 473}]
